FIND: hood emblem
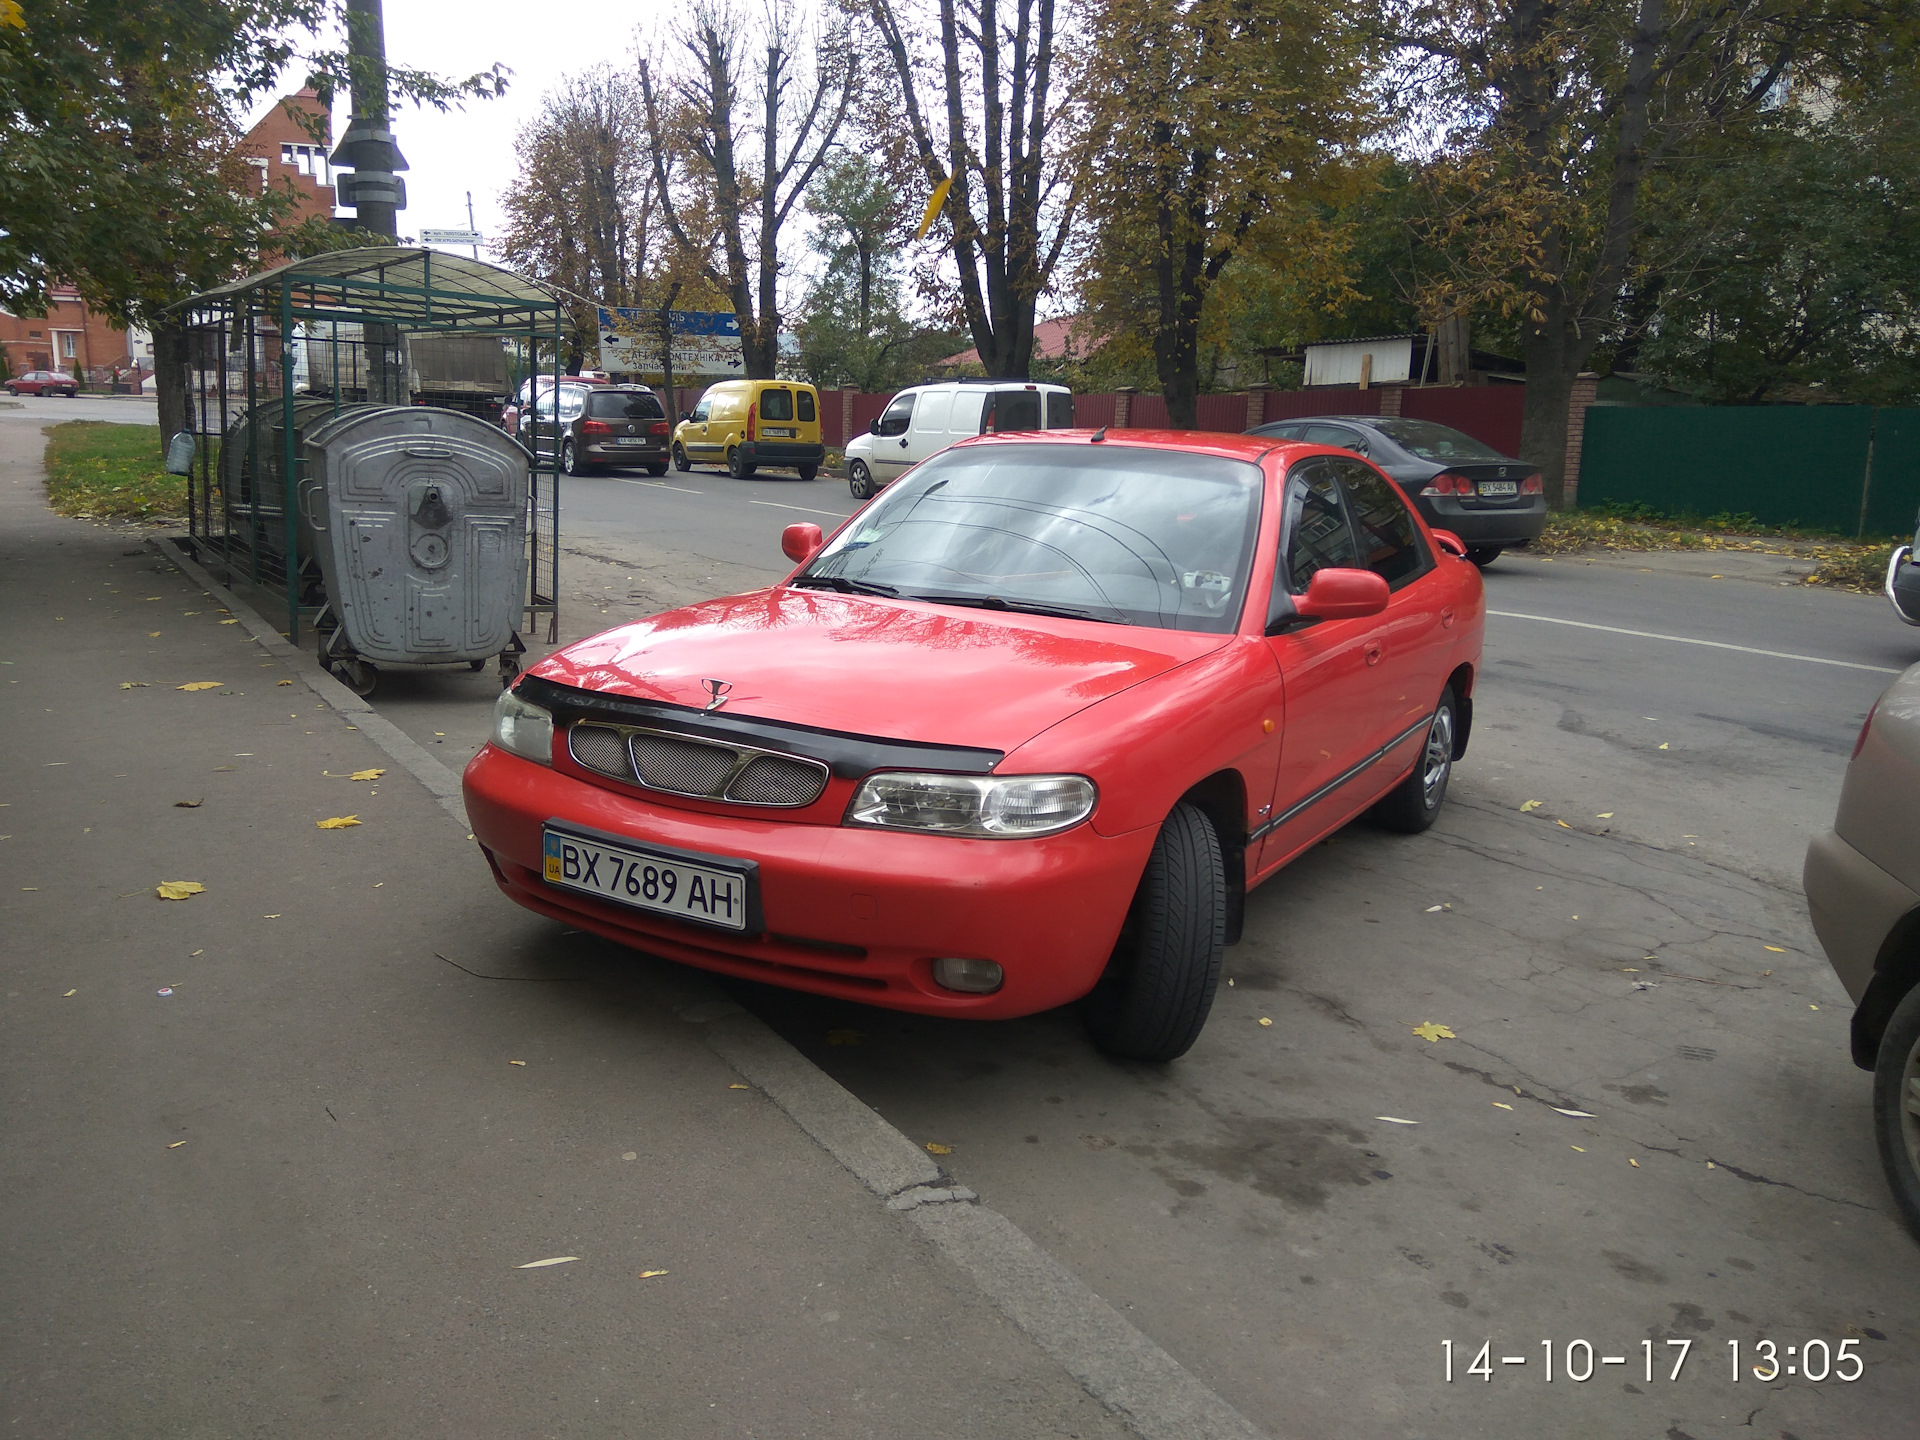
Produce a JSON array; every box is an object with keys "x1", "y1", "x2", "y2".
[{"x1": 702, "y1": 678, "x2": 733, "y2": 712}]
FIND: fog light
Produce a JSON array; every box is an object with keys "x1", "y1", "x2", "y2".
[{"x1": 932, "y1": 957, "x2": 1004, "y2": 994}]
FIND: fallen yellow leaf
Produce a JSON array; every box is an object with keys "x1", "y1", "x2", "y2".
[
  {"x1": 925, "y1": 1142, "x2": 953, "y2": 1155},
  {"x1": 1658, "y1": 742, "x2": 1669, "y2": 750},
  {"x1": 177, "y1": 681, "x2": 221, "y2": 691},
  {"x1": 1412, "y1": 1021, "x2": 1455, "y2": 1042},
  {"x1": 639, "y1": 1270, "x2": 668, "y2": 1279},
  {"x1": 167, "y1": 1141, "x2": 187, "y2": 1149},
  {"x1": 826, "y1": 1029, "x2": 863, "y2": 1046},
  {"x1": 1629, "y1": 1157, "x2": 1640, "y2": 1167},
  {"x1": 119, "y1": 681, "x2": 149, "y2": 689},
  {"x1": 1556, "y1": 820, "x2": 1572, "y2": 828},
  {"x1": 1375, "y1": 1116, "x2": 1420, "y2": 1125},
  {"x1": 156, "y1": 881, "x2": 205, "y2": 900},
  {"x1": 277, "y1": 679, "x2": 294, "y2": 686},
  {"x1": 1258, "y1": 1017, "x2": 1273, "y2": 1026},
  {"x1": 1810, "y1": 1004, "x2": 1819, "y2": 1011},
  {"x1": 316, "y1": 816, "x2": 362, "y2": 829},
  {"x1": 1764, "y1": 945, "x2": 1785, "y2": 953},
  {"x1": 349, "y1": 768, "x2": 385, "y2": 781},
  {"x1": 1570, "y1": 1145, "x2": 1586, "y2": 1152},
  {"x1": 1596, "y1": 812, "x2": 1614, "y2": 819},
  {"x1": 1492, "y1": 1101, "x2": 1513, "y2": 1110},
  {"x1": 1519, "y1": 799, "x2": 1542, "y2": 812},
  {"x1": 517, "y1": 1257, "x2": 578, "y2": 1269},
  {"x1": 728, "y1": 1083, "x2": 750, "y2": 1090},
  {"x1": 508, "y1": 1059, "x2": 527, "y2": 1066},
  {"x1": 63, "y1": 989, "x2": 77, "y2": 997},
  {"x1": 219, "y1": 618, "x2": 238, "y2": 625}
]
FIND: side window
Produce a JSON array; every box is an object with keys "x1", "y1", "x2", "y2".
[
  {"x1": 559, "y1": 390, "x2": 585, "y2": 420},
  {"x1": 690, "y1": 399, "x2": 711, "y2": 422},
  {"x1": 796, "y1": 390, "x2": 816, "y2": 423},
  {"x1": 1301, "y1": 423, "x2": 1367, "y2": 456},
  {"x1": 876, "y1": 393, "x2": 915, "y2": 436},
  {"x1": 760, "y1": 388, "x2": 794, "y2": 421},
  {"x1": 1332, "y1": 457, "x2": 1429, "y2": 588},
  {"x1": 1046, "y1": 392, "x2": 1075, "y2": 428},
  {"x1": 534, "y1": 390, "x2": 556, "y2": 419},
  {"x1": 1277, "y1": 460, "x2": 1362, "y2": 605}
]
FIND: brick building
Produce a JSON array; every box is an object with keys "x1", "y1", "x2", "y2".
[{"x1": 0, "y1": 87, "x2": 334, "y2": 388}]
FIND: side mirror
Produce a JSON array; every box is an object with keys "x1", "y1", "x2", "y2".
[
  {"x1": 781, "y1": 522, "x2": 824, "y2": 564},
  {"x1": 1429, "y1": 528, "x2": 1468, "y2": 559},
  {"x1": 1292, "y1": 567, "x2": 1389, "y2": 622},
  {"x1": 679, "y1": 411, "x2": 690, "y2": 422},
  {"x1": 869, "y1": 418, "x2": 881, "y2": 435}
]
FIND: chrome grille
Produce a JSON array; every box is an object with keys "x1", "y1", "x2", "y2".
[
  {"x1": 630, "y1": 734, "x2": 740, "y2": 795},
  {"x1": 569, "y1": 724, "x2": 632, "y2": 778},
  {"x1": 725, "y1": 753, "x2": 829, "y2": 807}
]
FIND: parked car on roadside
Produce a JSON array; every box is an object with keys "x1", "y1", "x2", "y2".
[
  {"x1": 499, "y1": 373, "x2": 611, "y2": 435},
  {"x1": 1247, "y1": 415, "x2": 1544, "y2": 568},
  {"x1": 672, "y1": 379, "x2": 825, "y2": 480},
  {"x1": 464, "y1": 428, "x2": 1484, "y2": 1062},
  {"x1": 7, "y1": 369, "x2": 80, "y2": 398},
  {"x1": 518, "y1": 384, "x2": 670, "y2": 476},
  {"x1": 1887, "y1": 509, "x2": 1920, "y2": 626},
  {"x1": 1805, "y1": 659, "x2": 1920, "y2": 1240},
  {"x1": 843, "y1": 378, "x2": 1076, "y2": 499}
]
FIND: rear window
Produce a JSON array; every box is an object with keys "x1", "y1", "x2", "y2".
[
  {"x1": 587, "y1": 391, "x2": 664, "y2": 420},
  {"x1": 988, "y1": 390, "x2": 1042, "y2": 433},
  {"x1": 1046, "y1": 392, "x2": 1075, "y2": 428},
  {"x1": 1369, "y1": 418, "x2": 1507, "y2": 461},
  {"x1": 797, "y1": 390, "x2": 816, "y2": 423},
  {"x1": 760, "y1": 388, "x2": 794, "y2": 421}
]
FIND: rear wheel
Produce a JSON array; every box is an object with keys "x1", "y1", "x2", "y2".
[
  {"x1": 1873, "y1": 981, "x2": 1920, "y2": 1241},
  {"x1": 1466, "y1": 546, "x2": 1502, "y2": 568},
  {"x1": 1371, "y1": 686, "x2": 1456, "y2": 833},
  {"x1": 645, "y1": 461, "x2": 669, "y2": 477},
  {"x1": 797, "y1": 462, "x2": 818, "y2": 482},
  {"x1": 849, "y1": 461, "x2": 874, "y2": 500},
  {"x1": 672, "y1": 443, "x2": 691, "y2": 472},
  {"x1": 562, "y1": 440, "x2": 586, "y2": 476},
  {"x1": 334, "y1": 658, "x2": 377, "y2": 697},
  {"x1": 1081, "y1": 802, "x2": 1225, "y2": 1063},
  {"x1": 727, "y1": 446, "x2": 755, "y2": 479}
]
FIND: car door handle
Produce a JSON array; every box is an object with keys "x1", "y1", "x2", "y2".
[
  {"x1": 1441, "y1": 607, "x2": 1456, "y2": 629},
  {"x1": 899, "y1": 438, "x2": 909, "y2": 448},
  {"x1": 1364, "y1": 641, "x2": 1384, "y2": 666}
]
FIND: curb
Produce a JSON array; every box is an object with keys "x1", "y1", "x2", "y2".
[{"x1": 147, "y1": 533, "x2": 1273, "y2": 1440}]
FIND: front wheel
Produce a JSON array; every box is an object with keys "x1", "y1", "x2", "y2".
[
  {"x1": 1081, "y1": 802, "x2": 1225, "y2": 1063},
  {"x1": 672, "y1": 443, "x2": 691, "y2": 472},
  {"x1": 334, "y1": 658, "x2": 378, "y2": 697},
  {"x1": 849, "y1": 461, "x2": 874, "y2": 500},
  {"x1": 1370, "y1": 685, "x2": 1457, "y2": 833},
  {"x1": 1874, "y1": 982, "x2": 1920, "y2": 1240},
  {"x1": 727, "y1": 446, "x2": 755, "y2": 479},
  {"x1": 1466, "y1": 546, "x2": 1502, "y2": 569}
]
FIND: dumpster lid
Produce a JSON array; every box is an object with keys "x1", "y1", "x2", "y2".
[{"x1": 188, "y1": 247, "x2": 560, "y2": 330}]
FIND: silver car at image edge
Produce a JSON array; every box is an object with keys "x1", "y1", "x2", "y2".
[{"x1": 1804, "y1": 658, "x2": 1920, "y2": 1238}]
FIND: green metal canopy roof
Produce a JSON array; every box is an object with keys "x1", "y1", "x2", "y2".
[{"x1": 186, "y1": 246, "x2": 562, "y2": 331}]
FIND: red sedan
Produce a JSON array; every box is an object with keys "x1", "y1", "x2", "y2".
[
  {"x1": 465, "y1": 430, "x2": 1485, "y2": 1060},
  {"x1": 6, "y1": 369, "x2": 79, "y2": 397}
]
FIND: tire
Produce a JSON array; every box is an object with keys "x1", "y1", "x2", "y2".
[
  {"x1": 334, "y1": 658, "x2": 377, "y2": 697},
  {"x1": 1466, "y1": 546, "x2": 1502, "y2": 568},
  {"x1": 849, "y1": 461, "x2": 873, "y2": 500},
  {"x1": 672, "y1": 443, "x2": 691, "y2": 472},
  {"x1": 646, "y1": 461, "x2": 669, "y2": 477},
  {"x1": 561, "y1": 440, "x2": 585, "y2": 476},
  {"x1": 4, "y1": 387, "x2": 15, "y2": 397},
  {"x1": 797, "y1": 462, "x2": 818, "y2": 482},
  {"x1": 469, "y1": 658, "x2": 487, "y2": 672},
  {"x1": 1873, "y1": 981, "x2": 1920, "y2": 1241},
  {"x1": 1081, "y1": 802, "x2": 1225, "y2": 1063},
  {"x1": 727, "y1": 446, "x2": 755, "y2": 479},
  {"x1": 1371, "y1": 685, "x2": 1457, "y2": 833}
]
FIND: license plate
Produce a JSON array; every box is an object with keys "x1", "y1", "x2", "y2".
[
  {"x1": 763, "y1": 426, "x2": 795, "y2": 438},
  {"x1": 1477, "y1": 480, "x2": 1518, "y2": 497},
  {"x1": 615, "y1": 436, "x2": 650, "y2": 446},
  {"x1": 542, "y1": 826, "x2": 752, "y2": 931}
]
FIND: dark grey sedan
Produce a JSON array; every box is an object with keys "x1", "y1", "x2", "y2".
[{"x1": 1247, "y1": 415, "x2": 1545, "y2": 567}]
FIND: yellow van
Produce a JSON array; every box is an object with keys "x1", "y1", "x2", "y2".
[{"x1": 671, "y1": 379, "x2": 825, "y2": 480}]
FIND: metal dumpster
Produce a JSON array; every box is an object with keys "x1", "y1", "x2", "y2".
[{"x1": 298, "y1": 405, "x2": 531, "y2": 694}]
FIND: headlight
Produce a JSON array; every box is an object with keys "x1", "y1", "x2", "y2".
[
  {"x1": 491, "y1": 688, "x2": 554, "y2": 765},
  {"x1": 845, "y1": 772, "x2": 1096, "y2": 837}
]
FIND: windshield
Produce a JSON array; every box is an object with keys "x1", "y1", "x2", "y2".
[
  {"x1": 588, "y1": 391, "x2": 664, "y2": 419},
  {"x1": 1369, "y1": 418, "x2": 1507, "y2": 462},
  {"x1": 800, "y1": 442, "x2": 1263, "y2": 633}
]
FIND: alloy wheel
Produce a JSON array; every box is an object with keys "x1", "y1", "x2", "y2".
[
  {"x1": 1902, "y1": 1031, "x2": 1920, "y2": 1184},
  {"x1": 1422, "y1": 705, "x2": 1454, "y2": 808}
]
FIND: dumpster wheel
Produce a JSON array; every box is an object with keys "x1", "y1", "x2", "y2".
[{"x1": 334, "y1": 658, "x2": 378, "y2": 697}]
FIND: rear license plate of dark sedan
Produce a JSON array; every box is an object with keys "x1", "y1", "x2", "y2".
[
  {"x1": 1477, "y1": 481, "x2": 1518, "y2": 497},
  {"x1": 614, "y1": 437, "x2": 649, "y2": 446},
  {"x1": 542, "y1": 826, "x2": 751, "y2": 931}
]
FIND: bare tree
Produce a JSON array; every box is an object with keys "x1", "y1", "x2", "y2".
[
  {"x1": 864, "y1": 0, "x2": 1076, "y2": 378},
  {"x1": 639, "y1": 0, "x2": 855, "y2": 378}
]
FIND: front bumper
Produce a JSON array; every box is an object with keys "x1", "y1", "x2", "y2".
[
  {"x1": 1803, "y1": 826, "x2": 1920, "y2": 1004},
  {"x1": 463, "y1": 745, "x2": 1154, "y2": 1019},
  {"x1": 1415, "y1": 496, "x2": 1548, "y2": 546}
]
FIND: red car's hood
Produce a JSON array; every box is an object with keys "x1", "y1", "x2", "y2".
[{"x1": 533, "y1": 588, "x2": 1228, "y2": 752}]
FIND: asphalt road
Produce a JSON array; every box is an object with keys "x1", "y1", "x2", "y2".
[{"x1": 0, "y1": 392, "x2": 158, "y2": 426}]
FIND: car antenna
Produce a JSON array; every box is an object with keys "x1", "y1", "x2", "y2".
[{"x1": 1090, "y1": 426, "x2": 1107, "y2": 442}]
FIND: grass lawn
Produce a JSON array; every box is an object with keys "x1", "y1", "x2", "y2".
[{"x1": 42, "y1": 421, "x2": 186, "y2": 521}]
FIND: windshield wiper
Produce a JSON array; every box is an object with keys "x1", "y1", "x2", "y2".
[
  {"x1": 789, "y1": 574, "x2": 898, "y2": 596},
  {"x1": 907, "y1": 592, "x2": 1120, "y2": 624}
]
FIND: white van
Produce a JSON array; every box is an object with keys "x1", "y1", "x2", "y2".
[{"x1": 843, "y1": 379, "x2": 1076, "y2": 499}]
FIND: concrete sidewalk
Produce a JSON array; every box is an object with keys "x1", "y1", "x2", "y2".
[{"x1": 0, "y1": 426, "x2": 1161, "y2": 1435}]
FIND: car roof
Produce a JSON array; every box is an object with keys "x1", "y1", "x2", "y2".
[{"x1": 952, "y1": 428, "x2": 1293, "y2": 464}]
